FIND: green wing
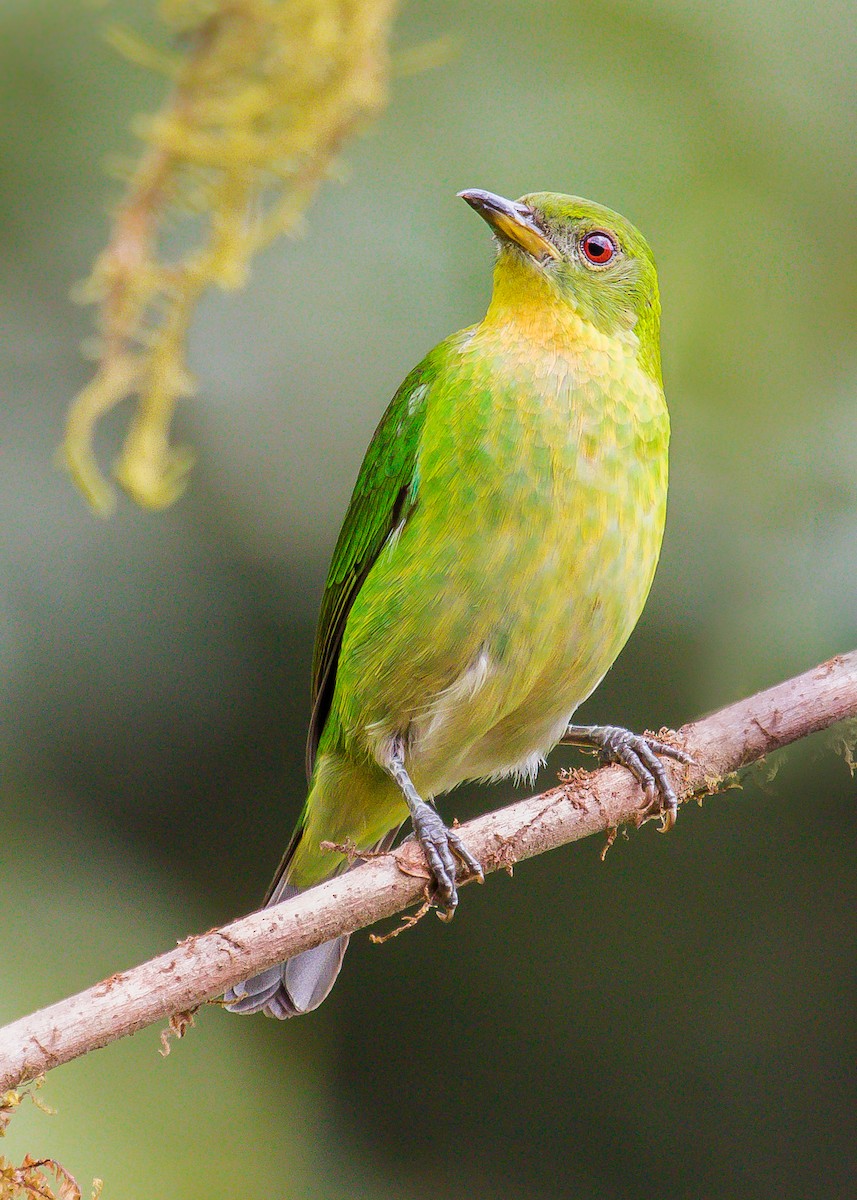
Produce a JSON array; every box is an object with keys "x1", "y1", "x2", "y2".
[{"x1": 305, "y1": 359, "x2": 433, "y2": 777}]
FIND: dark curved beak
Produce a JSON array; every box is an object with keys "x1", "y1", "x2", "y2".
[{"x1": 458, "y1": 188, "x2": 560, "y2": 261}]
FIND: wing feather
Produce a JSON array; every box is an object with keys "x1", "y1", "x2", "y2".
[{"x1": 305, "y1": 361, "x2": 433, "y2": 776}]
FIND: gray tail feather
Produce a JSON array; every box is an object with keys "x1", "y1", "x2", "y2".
[
  {"x1": 223, "y1": 825, "x2": 401, "y2": 1020},
  {"x1": 223, "y1": 898, "x2": 349, "y2": 1018}
]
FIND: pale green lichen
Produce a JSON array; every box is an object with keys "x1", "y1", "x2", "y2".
[{"x1": 64, "y1": 0, "x2": 400, "y2": 513}]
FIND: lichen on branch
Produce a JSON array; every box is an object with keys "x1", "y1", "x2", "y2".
[{"x1": 64, "y1": 0, "x2": 400, "y2": 514}]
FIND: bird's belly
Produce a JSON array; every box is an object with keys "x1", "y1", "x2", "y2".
[
  {"x1": 333, "y1": 341, "x2": 669, "y2": 795},
  {"x1": 415, "y1": 511, "x2": 661, "y2": 790},
  {"x1": 335, "y1": 442, "x2": 665, "y2": 794}
]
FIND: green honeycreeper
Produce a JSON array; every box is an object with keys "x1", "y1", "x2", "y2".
[{"x1": 225, "y1": 189, "x2": 688, "y2": 1018}]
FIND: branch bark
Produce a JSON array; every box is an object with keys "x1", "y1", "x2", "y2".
[{"x1": 2, "y1": 652, "x2": 855, "y2": 1090}]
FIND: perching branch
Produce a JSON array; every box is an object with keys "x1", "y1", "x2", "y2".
[{"x1": 1, "y1": 652, "x2": 855, "y2": 1090}]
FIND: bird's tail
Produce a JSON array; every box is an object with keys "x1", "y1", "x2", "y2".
[
  {"x1": 224, "y1": 755, "x2": 405, "y2": 1019},
  {"x1": 222, "y1": 832, "x2": 350, "y2": 1018}
]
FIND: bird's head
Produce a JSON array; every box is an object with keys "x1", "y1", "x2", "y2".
[{"x1": 459, "y1": 189, "x2": 661, "y2": 379}]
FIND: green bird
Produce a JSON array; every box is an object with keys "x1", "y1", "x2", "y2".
[{"x1": 225, "y1": 188, "x2": 688, "y2": 1019}]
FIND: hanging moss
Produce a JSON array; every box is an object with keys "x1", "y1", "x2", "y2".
[{"x1": 63, "y1": 0, "x2": 400, "y2": 513}]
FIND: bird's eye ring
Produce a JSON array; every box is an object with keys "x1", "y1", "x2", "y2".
[{"x1": 580, "y1": 231, "x2": 617, "y2": 267}]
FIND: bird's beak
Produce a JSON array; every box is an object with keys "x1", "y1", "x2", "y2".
[{"x1": 458, "y1": 189, "x2": 561, "y2": 262}]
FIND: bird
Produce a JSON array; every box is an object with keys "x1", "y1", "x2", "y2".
[{"x1": 224, "y1": 188, "x2": 688, "y2": 1019}]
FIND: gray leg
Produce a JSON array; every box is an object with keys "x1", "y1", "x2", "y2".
[
  {"x1": 561, "y1": 723, "x2": 694, "y2": 830},
  {"x1": 385, "y1": 737, "x2": 483, "y2": 915}
]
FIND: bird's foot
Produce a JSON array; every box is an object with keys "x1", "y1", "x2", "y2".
[
  {"x1": 561, "y1": 723, "x2": 694, "y2": 831},
  {"x1": 386, "y1": 738, "x2": 483, "y2": 916},
  {"x1": 408, "y1": 800, "x2": 483, "y2": 918}
]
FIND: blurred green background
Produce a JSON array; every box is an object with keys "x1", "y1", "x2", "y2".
[{"x1": 1, "y1": 1, "x2": 855, "y2": 1197}]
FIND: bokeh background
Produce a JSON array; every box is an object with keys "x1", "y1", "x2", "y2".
[{"x1": 1, "y1": 1, "x2": 855, "y2": 1197}]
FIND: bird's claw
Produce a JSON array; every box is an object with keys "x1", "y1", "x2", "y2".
[
  {"x1": 563, "y1": 723, "x2": 694, "y2": 832},
  {"x1": 409, "y1": 802, "x2": 483, "y2": 918}
]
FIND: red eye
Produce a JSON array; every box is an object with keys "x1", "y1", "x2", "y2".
[{"x1": 581, "y1": 231, "x2": 616, "y2": 266}]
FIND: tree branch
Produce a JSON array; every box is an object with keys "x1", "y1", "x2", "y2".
[{"x1": 2, "y1": 652, "x2": 855, "y2": 1090}]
